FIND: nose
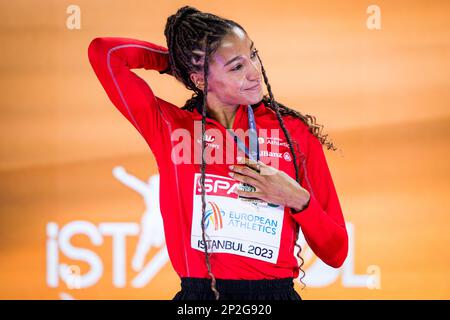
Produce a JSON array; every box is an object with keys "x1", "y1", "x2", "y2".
[{"x1": 247, "y1": 59, "x2": 261, "y2": 81}]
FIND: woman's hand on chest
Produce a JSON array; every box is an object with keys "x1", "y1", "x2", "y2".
[{"x1": 228, "y1": 156, "x2": 310, "y2": 210}]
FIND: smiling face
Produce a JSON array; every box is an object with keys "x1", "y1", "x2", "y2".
[{"x1": 190, "y1": 26, "x2": 264, "y2": 108}]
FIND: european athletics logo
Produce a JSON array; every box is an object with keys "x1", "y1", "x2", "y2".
[{"x1": 204, "y1": 201, "x2": 226, "y2": 231}]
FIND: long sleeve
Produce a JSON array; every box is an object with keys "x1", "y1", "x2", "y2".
[
  {"x1": 87, "y1": 37, "x2": 171, "y2": 152},
  {"x1": 290, "y1": 129, "x2": 349, "y2": 268}
]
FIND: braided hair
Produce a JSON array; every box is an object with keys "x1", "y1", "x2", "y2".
[{"x1": 164, "y1": 5, "x2": 338, "y2": 300}]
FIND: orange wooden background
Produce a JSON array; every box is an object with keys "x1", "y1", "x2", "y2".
[{"x1": 0, "y1": 0, "x2": 449, "y2": 299}]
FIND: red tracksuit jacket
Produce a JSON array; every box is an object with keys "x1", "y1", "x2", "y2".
[{"x1": 88, "y1": 37, "x2": 348, "y2": 280}]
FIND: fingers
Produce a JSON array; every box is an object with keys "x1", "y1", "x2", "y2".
[
  {"x1": 229, "y1": 163, "x2": 262, "y2": 182},
  {"x1": 234, "y1": 188, "x2": 264, "y2": 200},
  {"x1": 236, "y1": 156, "x2": 267, "y2": 172},
  {"x1": 228, "y1": 171, "x2": 262, "y2": 190},
  {"x1": 236, "y1": 156, "x2": 260, "y2": 171},
  {"x1": 236, "y1": 156, "x2": 275, "y2": 176}
]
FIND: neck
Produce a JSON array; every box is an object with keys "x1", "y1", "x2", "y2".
[{"x1": 206, "y1": 103, "x2": 240, "y2": 129}]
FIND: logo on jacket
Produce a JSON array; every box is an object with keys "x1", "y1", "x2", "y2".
[
  {"x1": 196, "y1": 134, "x2": 219, "y2": 149},
  {"x1": 204, "y1": 201, "x2": 225, "y2": 231},
  {"x1": 204, "y1": 134, "x2": 215, "y2": 143},
  {"x1": 266, "y1": 137, "x2": 289, "y2": 147},
  {"x1": 283, "y1": 152, "x2": 292, "y2": 162}
]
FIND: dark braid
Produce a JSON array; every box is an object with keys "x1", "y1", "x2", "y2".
[
  {"x1": 257, "y1": 51, "x2": 309, "y2": 288},
  {"x1": 165, "y1": 5, "x2": 235, "y2": 300},
  {"x1": 164, "y1": 5, "x2": 339, "y2": 298},
  {"x1": 199, "y1": 33, "x2": 220, "y2": 300}
]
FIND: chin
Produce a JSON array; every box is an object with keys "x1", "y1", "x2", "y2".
[
  {"x1": 242, "y1": 92, "x2": 263, "y2": 104},
  {"x1": 249, "y1": 92, "x2": 264, "y2": 104},
  {"x1": 236, "y1": 90, "x2": 264, "y2": 106}
]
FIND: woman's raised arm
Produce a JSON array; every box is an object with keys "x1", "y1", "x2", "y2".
[{"x1": 87, "y1": 37, "x2": 173, "y2": 152}]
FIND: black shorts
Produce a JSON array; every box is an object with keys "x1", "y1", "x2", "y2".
[{"x1": 172, "y1": 277, "x2": 302, "y2": 300}]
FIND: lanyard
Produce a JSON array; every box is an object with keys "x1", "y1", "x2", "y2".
[
  {"x1": 226, "y1": 105, "x2": 280, "y2": 207},
  {"x1": 227, "y1": 105, "x2": 259, "y2": 162}
]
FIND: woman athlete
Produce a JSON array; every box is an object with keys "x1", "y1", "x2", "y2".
[{"x1": 88, "y1": 6, "x2": 348, "y2": 300}]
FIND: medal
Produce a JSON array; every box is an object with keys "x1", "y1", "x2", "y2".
[{"x1": 228, "y1": 105, "x2": 270, "y2": 207}]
